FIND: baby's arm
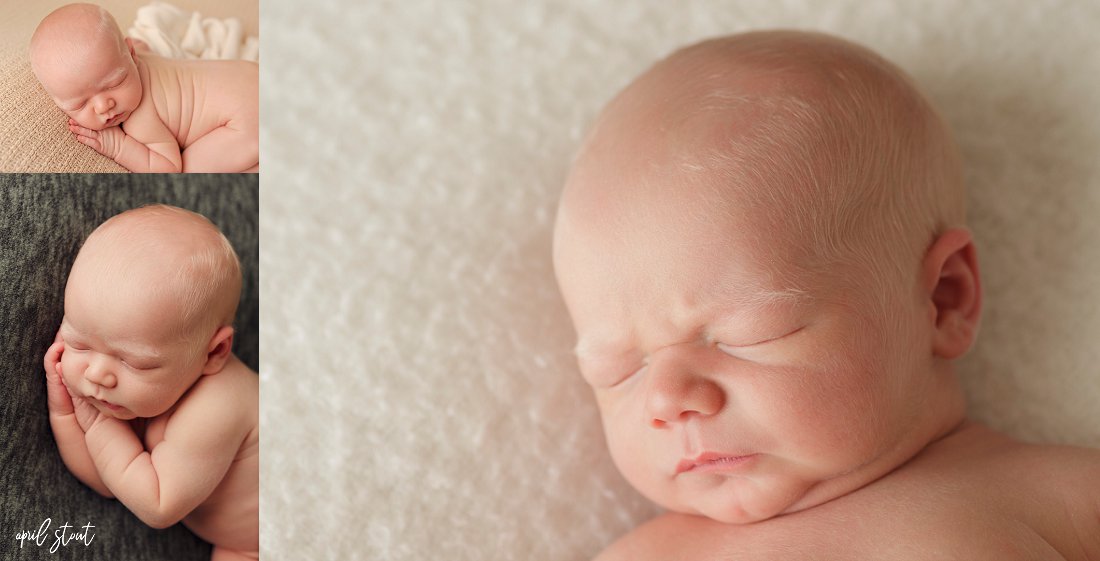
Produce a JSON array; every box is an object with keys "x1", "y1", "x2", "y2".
[
  {"x1": 68, "y1": 117, "x2": 182, "y2": 173},
  {"x1": 80, "y1": 380, "x2": 248, "y2": 528},
  {"x1": 43, "y1": 341, "x2": 114, "y2": 498}
]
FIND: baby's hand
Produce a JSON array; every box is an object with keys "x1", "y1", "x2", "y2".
[
  {"x1": 68, "y1": 119, "x2": 125, "y2": 159},
  {"x1": 43, "y1": 340, "x2": 74, "y2": 419},
  {"x1": 44, "y1": 339, "x2": 104, "y2": 433},
  {"x1": 71, "y1": 395, "x2": 105, "y2": 434}
]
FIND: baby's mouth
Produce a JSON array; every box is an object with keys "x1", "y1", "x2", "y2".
[
  {"x1": 676, "y1": 452, "x2": 758, "y2": 475},
  {"x1": 93, "y1": 397, "x2": 123, "y2": 411}
]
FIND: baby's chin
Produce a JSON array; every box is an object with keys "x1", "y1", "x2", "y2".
[{"x1": 658, "y1": 472, "x2": 816, "y2": 525}]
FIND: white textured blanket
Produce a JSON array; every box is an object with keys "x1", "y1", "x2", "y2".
[
  {"x1": 259, "y1": 1, "x2": 1100, "y2": 560},
  {"x1": 128, "y1": 0, "x2": 258, "y2": 61}
]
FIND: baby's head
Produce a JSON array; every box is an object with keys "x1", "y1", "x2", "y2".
[
  {"x1": 59, "y1": 205, "x2": 242, "y2": 420},
  {"x1": 29, "y1": 3, "x2": 142, "y2": 131},
  {"x1": 553, "y1": 31, "x2": 981, "y2": 523}
]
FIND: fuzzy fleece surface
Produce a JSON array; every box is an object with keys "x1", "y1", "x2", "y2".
[{"x1": 259, "y1": 2, "x2": 1100, "y2": 559}]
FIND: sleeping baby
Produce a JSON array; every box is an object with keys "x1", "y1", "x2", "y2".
[
  {"x1": 553, "y1": 30, "x2": 1100, "y2": 560},
  {"x1": 29, "y1": 3, "x2": 258, "y2": 173},
  {"x1": 43, "y1": 205, "x2": 258, "y2": 560}
]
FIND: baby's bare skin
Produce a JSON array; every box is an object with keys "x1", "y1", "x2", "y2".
[
  {"x1": 43, "y1": 205, "x2": 258, "y2": 560},
  {"x1": 129, "y1": 355, "x2": 259, "y2": 553},
  {"x1": 29, "y1": 4, "x2": 258, "y2": 173},
  {"x1": 553, "y1": 30, "x2": 1100, "y2": 560},
  {"x1": 600, "y1": 423, "x2": 1100, "y2": 561},
  {"x1": 82, "y1": 52, "x2": 260, "y2": 173}
]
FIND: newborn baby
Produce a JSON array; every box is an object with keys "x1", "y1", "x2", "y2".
[
  {"x1": 29, "y1": 4, "x2": 258, "y2": 173},
  {"x1": 553, "y1": 31, "x2": 1100, "y2": 560},
  {"x1": 43, "y1": 205, "x2": 258, "y2": 560}
]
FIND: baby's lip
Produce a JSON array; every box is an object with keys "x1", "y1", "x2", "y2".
[
  {"x1": 93, "y1": 397, "x2": 123, "y2": 411},
  {"x1": 676, "y1": 452, "x2": 757, "y2": 475}
]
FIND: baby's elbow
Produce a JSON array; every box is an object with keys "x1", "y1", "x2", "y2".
[
  {"x1": 135, "y1": 502, "x2": 188, "y2": 530},
  {"x1": 137, "y1": 510, "x2": 183, "y2": 530},
  {"x1": 144, "y1": 518, "x2": 174, "y2": 530},
  {"x1": 147, "y1": 150, "x2": 182, "y2": 173},
  {"x1": 152, "y1": 158, "x2": 182, "y2": 174}
]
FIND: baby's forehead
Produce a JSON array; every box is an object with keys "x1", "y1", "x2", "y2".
[
  {"x1": 69, "y1": 214, "x2": 205, "y2": 289},
  {"x1": 560, "y1": 35, "x2": 923, "y2": 258},
  {"x1": 31, "y1": 5, "x2": 124, "y2": 69},
  {"x1": 68, "y1": 241, "x2": 184, "y2": 300}
]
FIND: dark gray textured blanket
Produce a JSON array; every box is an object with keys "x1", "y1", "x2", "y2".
[{"x1": 0, "y1": 174, "x2": 258, "y2": 561}]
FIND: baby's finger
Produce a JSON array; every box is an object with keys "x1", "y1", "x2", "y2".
[
  {"x1": 44, "y1": 343, "x2": 75, "y2": 416},
  {"x1": 42, "y1": 340, "x2": 63, "y2": 375},
  {"x1": 73, "y1": 134, "x2": 101, "y2": 152},
  {"x1": 67, "y1": 123, "x2": 98, "y2": 138}
]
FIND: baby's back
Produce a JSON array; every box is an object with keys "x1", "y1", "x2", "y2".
[
  {"x1": 140, "y1": 54, "x2": 258, "y2": 149},
  {"x1": 599, "y1": 424, "x2": 1100, "y2": 561}
]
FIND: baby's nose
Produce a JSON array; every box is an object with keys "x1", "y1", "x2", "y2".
[
  {"x1": 84, "y1": 360, "x2": 117, "y2": 388},
  {"x1": 94, "y1": 97, "x2": 115, "y2": 114},
  {"x1": 644, "y1": 359, "x2": 725, "y2": 428}
]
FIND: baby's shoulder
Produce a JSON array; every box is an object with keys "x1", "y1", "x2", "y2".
[
  {"x1": 173, "y1": 357, "x2": 258, "y2": 424},
  {"x1": 983, "y1": 439, "x2": 1100, "y2": 501},
  {"x1": 1014, "y1": 441, "x2": 1100, "y2": 514},
  {"x1": 121, "y1": 59, "x2": 174, "y2": 139},
  {"x1": 943, "y1": 434, "x2": 1100, "y2": 559}
]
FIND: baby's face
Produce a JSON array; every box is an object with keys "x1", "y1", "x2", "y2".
[
  {"x1": 555, "y1": 136, "x2": 936, "y2": 524},
  {"x1": 32, "y1": 30, "x2": 142, "y2": 131},
  {"x1": 58, "y1": 252, "x2": 208, "y2": 420}
]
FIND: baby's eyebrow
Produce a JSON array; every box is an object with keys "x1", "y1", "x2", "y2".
[
  {"x1": 722, "y1": 286, "x2": 812, "y2": 309},
  {"x1": 55, "y1": 95, "x2": 85, "y2": 110},
  {"x1": 113, "y1": 345, "x2": 161, "y2": 361},
  {"x1": 95, "y1": 337, "x2": 161, "y2": 361},
  {"x1": 572, "y1": 338, "x2": 646, "y2": 368},
  {"x1": 95, "y1": 67, "x2": 127, "y2": 88}
]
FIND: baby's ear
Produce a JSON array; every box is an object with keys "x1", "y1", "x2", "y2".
[
  {"x1": 921, "y1": 228, "x2": 982, "y2": 359},
  {"x1": 124, "y1": 37, "x2": 136, "y2": 58},
  {"x1": 201, "y1": 326, "x2": 235, "y2": 375}
]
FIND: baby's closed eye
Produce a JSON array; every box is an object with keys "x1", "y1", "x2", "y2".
[
  {"x1": 122, "y1": 358, "x2": 160, "y2": 371},
  {"x1": 713, "y1": 325, "x2": 807, "y2": 360}
]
